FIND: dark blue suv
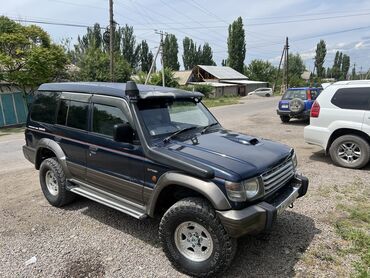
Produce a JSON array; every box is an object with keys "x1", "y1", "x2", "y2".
[
  {"x1": 23, "y1": 81, "x2": 308, "y2": 277},
  {"x1": 277, "y1": 87, "x2": 322, "y2": 123}
]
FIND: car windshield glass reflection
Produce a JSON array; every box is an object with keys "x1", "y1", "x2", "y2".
[{"x1": 137, "y1": 99, "x2": 218, "y2": 139}]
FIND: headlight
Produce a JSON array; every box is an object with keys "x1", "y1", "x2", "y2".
[
  {"x1": 225, "y1": 178, "x2": 262, "y2": 202},
  {"x1": 243, "y1": 179, "x2": 260, "y2": 199},
  {"x1": 292, "y1": 150, "x2": 298, "y2": 169}
]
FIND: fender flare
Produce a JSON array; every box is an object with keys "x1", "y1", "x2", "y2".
[
  {"x1": 147, "y1": 172, "x2": 231, "y2": 217},
  {"x1": 35, "y1": 138, "x2": 72, "y2": 179}
]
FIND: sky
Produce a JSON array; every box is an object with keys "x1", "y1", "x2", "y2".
[{"x1": 2, "y1": 0, "x2": 370, "y2": 73}]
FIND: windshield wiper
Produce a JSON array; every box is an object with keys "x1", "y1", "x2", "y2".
[
  {"x1": 201, "y1": 122, "x2": 219, "y2": 134},
  {"x1": 163, "y1": 126, "x2": 198, "y2": 143}
]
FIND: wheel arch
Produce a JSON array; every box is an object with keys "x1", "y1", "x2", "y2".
[
  {"x1": 35, "y1": 139, "x2": 72, "y2": 178},
  {"x1": 147, "y1": 172, "x2": 231, "y2": 217},
  {"x1": 326, "y1": 128, "x2": 370, "y2": 153}
]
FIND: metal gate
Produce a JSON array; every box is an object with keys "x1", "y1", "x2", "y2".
[{"x1": 0, "y1": 92, "x2": 28, "y2": 127}]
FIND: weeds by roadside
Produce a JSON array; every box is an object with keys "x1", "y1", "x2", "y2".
[{"x1": 202, "y1": 96, "x2": 240, "y2": 108}]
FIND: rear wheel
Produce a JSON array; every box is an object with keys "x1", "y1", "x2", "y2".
[
  {"x1": 159, "y1": 197, "x2": 237, "y2": 277},
  {"x1": 39, "y1": 158, "x2": 75, "y2": 207},
  {"x1": 329, "y1": 135, "x2": 370, "y2": 169},
  {"x1": 280, "y1": 115, "x2": 290, "y2": 123}
]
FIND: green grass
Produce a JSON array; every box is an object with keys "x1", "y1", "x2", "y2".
[
  {"x1": 202, "y1": 97, "x2": 241, "y2": 108},
  {"x1": 334, "y1": 186, "x2": 370, "y2": 277},
  {"x1": 0, "y1": 126, "x2": 25, "y2": 136}
]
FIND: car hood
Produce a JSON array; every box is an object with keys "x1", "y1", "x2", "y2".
[{"x1": 160, "y1": 129, "x2": 292, "y2": 181}]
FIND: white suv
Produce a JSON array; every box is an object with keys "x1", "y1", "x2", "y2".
[{"x1": 304, "y1": 80, "x2": 370, "y2": 169}]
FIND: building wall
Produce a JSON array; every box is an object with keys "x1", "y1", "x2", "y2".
[{"x1": 0, "y1": 85, "x2": 29, "y2": 127}]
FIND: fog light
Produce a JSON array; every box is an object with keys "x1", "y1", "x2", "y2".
[{"x1": 292, "y1": 151, "x2": 298, "y2": 168}]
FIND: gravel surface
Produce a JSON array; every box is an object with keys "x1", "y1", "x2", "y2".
[{"x1": 1, "y1": 95, "x2": 368, "y2": 277}]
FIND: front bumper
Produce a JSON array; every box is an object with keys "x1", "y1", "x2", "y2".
[
  {"x1": 217, "y1": 174, "x2": 308, "y2": 238},
  {"x1": 276, "y1": 109, "x2": 310, "y2": 119}
]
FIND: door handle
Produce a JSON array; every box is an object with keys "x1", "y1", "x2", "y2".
[{"x1": 89, "y1": 145, "x2": 98, "y2": 155}]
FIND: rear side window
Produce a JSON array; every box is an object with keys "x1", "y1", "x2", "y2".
[
  {"x1": 57, "y1": 99, "x2": 88, "y2": 130},
  {"x1": 92, "y1": 104, "x2": 127, "y2": 137},
  {"x1": 331, "y1": 88, "x2": 370, "y2": 110},
  {"x1": 30, "y1": 91, "x2": 59, "y2": 123}
]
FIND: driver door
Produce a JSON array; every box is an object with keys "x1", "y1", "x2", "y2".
[{"x1": 85, "y1": 96, "x2": 144, "y2": 204}]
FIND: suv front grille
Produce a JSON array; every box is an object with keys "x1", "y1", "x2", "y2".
[{"x1": 261, "y1": 158, "x2": 294, "y2": 195}]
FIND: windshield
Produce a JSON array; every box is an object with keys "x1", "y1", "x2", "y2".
[
  {"x1": 137, "y1": 98, "x2": 218, "y2": 138},
  {"x1": 282, "y1": 89, "x2": 307, "y2": 100}
]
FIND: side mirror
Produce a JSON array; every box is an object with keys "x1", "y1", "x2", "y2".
[{"x1": 113, "y1": 123, "x2": 134, "y2": 143}]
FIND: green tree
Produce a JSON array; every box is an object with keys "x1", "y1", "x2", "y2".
[
  {"x1": 139, "y1": 40, "x2": 153, "y2": 73},
  {"x1": 182, "y1": 37, "x2": 198, "y2": 70},
  {"x1": 78, "y1": 48, "x2": 131, "y2": 82},
  {"x1": 244, "y1": 59, "x2": 276, "y2": 83},
  {"x1": 0, "y1": 16, "x2": 68, "y2": 93},
  {"x1": 227, "y1": 17, "x2": 246, "y2": 73},
  {"x1": 121, "y1": 25, "x2": 140, "y2": 69},
  {"x1": 341, "y1": 54, "x2": 350, "y2": 80},
  {"x1": 199, "y1": 43, "x2": 215, "y2": 66},
  {"x1": 285, "y1": 53, "x2": 306, "y2": 87},
  {"x1": 351, "y1": 66, "x2": 357, "y2": 80},
  {"x1": 150, "y1": 68, "x2": 179, "y2": 87},
  {"x1": 314, "y1": 40, "x2": 326, "y2": 78},
  {"x1": 163, "y1": 34, "x2": 180, "y2": 70}
]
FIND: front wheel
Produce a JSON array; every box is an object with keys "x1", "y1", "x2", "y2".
[
  {"x1": 159, "y1": 197, "x2": 237, "y2": 277},
  {"x1": 329, "y1": 135, "x2": 370, "y2": 169}
]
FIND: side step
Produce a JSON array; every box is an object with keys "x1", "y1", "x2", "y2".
[{"x1": 68, "y1": 179, "x2": 147, "y2": 220}]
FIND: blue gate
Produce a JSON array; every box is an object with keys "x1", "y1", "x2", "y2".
[{"x1": 0, "y1": 92, "x2": 29, "y2": 127}]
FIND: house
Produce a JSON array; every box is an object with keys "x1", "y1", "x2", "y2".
[
  {"x1": 174, "y1": 65, "x2": 268, "y2": 97},
  {"x1": 0, "y1": 83, "x2": 29, "y2": 127}
]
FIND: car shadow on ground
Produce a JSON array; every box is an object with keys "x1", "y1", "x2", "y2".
[
  {"x1": 63, "y1": 200, "x2": 319, "y2": 277},
  {"x1": 281, "y1": 119, "x2": 309, "y2": 126},
  {"x1": 222, "y1": 211, "x2": 319, "y2": 277}
]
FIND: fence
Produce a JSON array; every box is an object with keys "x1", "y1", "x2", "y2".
[{"x1": 0, "y1": 84, "x2": 29, "y2": 127}]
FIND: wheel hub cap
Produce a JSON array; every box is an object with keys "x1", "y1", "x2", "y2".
[
  {"x1": 338, "y1": 142, "x2": 361, "y2": 164},
  {"x1": 174, "y1": 221, "x2": 213, "y2": 262},
  {"x1": 45, "y1": 170, "x2": 59, "y2": 196}
]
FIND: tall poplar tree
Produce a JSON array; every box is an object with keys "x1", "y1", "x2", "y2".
[
  {"x1": 163, "y1": 34, "x2": 180, "y2": 70},
  {"x1": 314, "y1": 40, "x2": 326, "y2": 78},
  {"x1": 227, "y1": 17, "x2": 246, "y2": 73}
]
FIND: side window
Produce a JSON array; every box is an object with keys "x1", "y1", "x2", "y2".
[
  {"x1": 331, "y1": 88, "x2": 370, "y2": 110},
  {"x1": 310, "y1": 91, "x2": 318, "y2": 100},
  {"x1": 57, "y1": 99, "x2": 88, "y2": 130},
  {"x1": 30, "y1": 91, "x2": 59, "y2": 124},
  {"x1": 92, "y1": 104, "x2": 127, "y2": 137}
]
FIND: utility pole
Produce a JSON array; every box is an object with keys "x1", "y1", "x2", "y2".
[
  {"x1": 156, "y1": 30, "x2": 166, "y2": 87},
  {"x1": 145, "y1": 30, "x2": 167, "y2": 86},
  {"x1": 285, "y1": 37, "x2": 289, "y2": 90},
  {"x1": 109, "y1": 0, "x2": 114, "y2": 81}
]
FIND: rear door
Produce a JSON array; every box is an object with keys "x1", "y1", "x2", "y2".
[
  {"x1": 85, "y1": 95, "x2": 145, "y2": 204},
  {"x1": 55, "y1": 92, "x2": 91, "y2": 180}
]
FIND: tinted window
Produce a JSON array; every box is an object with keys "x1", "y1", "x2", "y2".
[
  {"x1": 282, "y1": 90, "x2": 307, "y2": 100},
  {"x1": 30, "y1": 91, "x2": 59, "y2": 123},
  {"x1": 92, "y1": 104, "x2": 127, "y2": 137},
  {"x1": 331, "y1": 88, "x2": 370, "y2": 110},
  {"x1": 57, "y1": 99, "x2": 88, "y2": 130}
]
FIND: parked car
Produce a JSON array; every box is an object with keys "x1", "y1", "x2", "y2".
[
  {"x1": 304, "y1": 80, "x2": 370, "y2": 169},
  {"x1": 23, "y1": 81, "x2": 308, "y2": 277},
  {"x1": 277, "y1": 87, "x2": 322, "y2": 123},
  {"x1": 248, "y1": 87, "x2": 272, "y2": 97}
]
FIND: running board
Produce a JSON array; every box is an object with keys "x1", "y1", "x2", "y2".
[{"x1": 68, "y1": 179, "x2": 147, "y2": 220}]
